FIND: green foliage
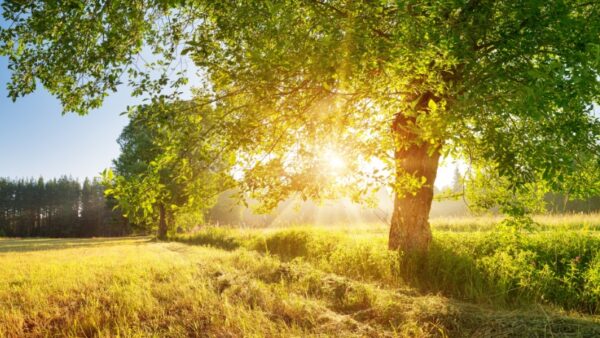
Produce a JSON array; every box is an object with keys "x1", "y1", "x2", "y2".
[
  {"x1": 464, "y1": 164, "x2": 549, "y2": 216},
  {"x1": 0, "y1": 0, "x2": 188, "y2": 114},
  {"x1": 3, "y1": 0, "x2": 599, "y2": 215},
  {"x1": 410, "y1": 228, "x2": 600, "y2": 313},
  {"x1": 103, "y1": 100, "x2": 234, "y2": 234}
]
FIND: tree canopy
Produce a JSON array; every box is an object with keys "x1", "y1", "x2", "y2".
[
  {"x1": 104, "y1": 100, "x2": 234, "y2": 238},
  {"x1": 2, "y1": 0, "x2": 599, "y2": 251}
]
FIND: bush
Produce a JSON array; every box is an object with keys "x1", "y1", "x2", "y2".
[{"x1": 250, "y1": 229, "x2": 336, "y2": 260}]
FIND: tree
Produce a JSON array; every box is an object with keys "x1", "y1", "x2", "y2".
[
  {"x1": 103, "y1": 100, "x2": 234, "y2": 239},
  {"x1": 451, "y1": 168, "x2": 463, "y2": 195},
  {"x1": 80, "y1": 177, "x2": 105, "y2": 236},
  {"x1": 2, "y1": 1, "x2": 600, "y2": 253},
  {"x1": 0, "y1": 176, "x2": 129, "y2": 238}
]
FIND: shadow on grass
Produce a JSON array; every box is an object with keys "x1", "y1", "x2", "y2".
[
  {"x1": 434, "y1": 297, "x2": 600, "y2": 337},
  {"x1": 0, "y1": 236, "x2": 152, "y2": 253}
]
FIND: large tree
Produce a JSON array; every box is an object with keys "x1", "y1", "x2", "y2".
[{"x1": 2, "y1": 0, "x2": 600, "y2": 253}]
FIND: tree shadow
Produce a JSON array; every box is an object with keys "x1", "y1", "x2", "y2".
[
  {"x1": 435, "y1": 297, "x2": 600, "y2": 337},
  {"x1": 0, "y1": 236, "x2": 152, "y2": 253}
]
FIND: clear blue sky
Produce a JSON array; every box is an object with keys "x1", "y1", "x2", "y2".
[{"x1": 0, "y1": 55, "x2": 131, "y2": 180}]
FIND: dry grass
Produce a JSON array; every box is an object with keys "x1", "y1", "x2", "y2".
[{"x1": 2, "y1": 233, "x2": 598, "y2": 337}]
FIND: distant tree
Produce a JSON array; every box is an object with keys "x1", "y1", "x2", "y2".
[
  {"x1": 451, "y1": 168, "x2": 463, "y2": 195},
  {"x1": 80, "y1": 178, "x2": 102, "y2": 236},
  {"x1": 206, "y1": 191, "x2": 245, "y2": 226},
  {"x1": 0, "y1": 178, "x2": 9, "y2": 236},
  {"x1": 2, "y1": 1, "x2": 600, "y2": 253},
  {"x1": 0, "y1": 176, "x2": 128, "y2": 238}
]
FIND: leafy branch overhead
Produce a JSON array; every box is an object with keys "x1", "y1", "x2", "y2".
[{"x1": 2, "y1": 0, "x2": 600, "y2": 251}]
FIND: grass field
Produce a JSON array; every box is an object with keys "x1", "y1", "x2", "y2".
[{"x1": 2, "y1": 216, "x2": 600, "y2": 337}]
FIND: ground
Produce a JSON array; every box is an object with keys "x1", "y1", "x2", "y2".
[{"x1": 1, "y1": 219, "x2": 600, "y2": 337}]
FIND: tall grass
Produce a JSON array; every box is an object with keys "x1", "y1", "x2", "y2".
[
  {"x1": 2, "y1": 236, "x2": 599, "y2": 336},
  {"x1": 174, "y1": 223, "x2": 600, "y2": 314},
  {"x1": 430, "y1": 213, "x2": 600, "y2": 232}
]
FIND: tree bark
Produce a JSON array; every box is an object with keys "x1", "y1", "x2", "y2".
[
  {"x1": 389, "y1": 92, "x2": 441, "y2": 254},
  {"x1": 158, "y1": 203, "x2": 168, "y2": 240}
]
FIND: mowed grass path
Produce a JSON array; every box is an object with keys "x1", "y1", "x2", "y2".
[{"x1": 1, "y1": 236, "x2": 599, "y2": 337}]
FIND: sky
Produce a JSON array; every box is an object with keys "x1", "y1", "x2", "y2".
[{"x1": 0, "y1": 55, "x2": 131, "y2": 180}]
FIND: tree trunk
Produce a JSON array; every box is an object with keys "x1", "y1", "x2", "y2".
[
  {"x1": 158, "y1": 203, "x2": 168, "y2": 240},
  {"x1": 388, "y1": 93, "x2": 441, "y2": 254}
]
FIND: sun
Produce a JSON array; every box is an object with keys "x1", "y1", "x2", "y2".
[{"x1": 323, "y1": 148, "x2": 347, "y2": 172}]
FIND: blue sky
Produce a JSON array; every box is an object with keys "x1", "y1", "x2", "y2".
[
  {"x1": 0, "y1": 55, "x2": 131, "y2": 180},
  {"x1": 0, "y1": 9, "x2": 133, "y2": 181}
]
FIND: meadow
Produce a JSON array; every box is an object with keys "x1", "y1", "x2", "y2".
[{"x1": 2, "y1": 216, "x2": 600, "y2": 337}]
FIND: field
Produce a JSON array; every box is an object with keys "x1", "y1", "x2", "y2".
[{"x1": 2, "y1": 216, "x2": 600, "y2": 337}]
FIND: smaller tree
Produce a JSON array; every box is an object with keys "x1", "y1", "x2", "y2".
[
  {"x1": 104, "y1": 100, "x2": 234, "y2": 239},
  {"x1": 451, "y1": 168, "x2": 463, "y2": 195}
]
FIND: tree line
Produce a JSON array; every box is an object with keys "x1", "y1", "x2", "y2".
[{"x1": 0, "y1": 177, "x2": 130, "y2": 237}]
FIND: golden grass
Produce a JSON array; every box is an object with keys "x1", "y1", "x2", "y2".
[
  {"x1": 0, "y1": 237, "x2": 396, "y2": 337},
  {"x1": 1, "y1": 234, "x2": 599, "y2": 337},
  {"x1": 430, "y1": 213, "x2": 600, "y2": 232},
  {"x1": 227, "y1": 213, "x2": 600, "y2": 233}
]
